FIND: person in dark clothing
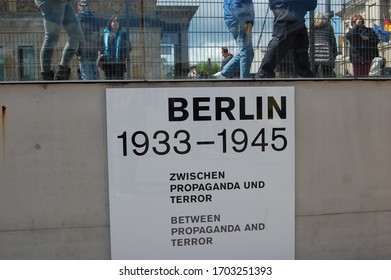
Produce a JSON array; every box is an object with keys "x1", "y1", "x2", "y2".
[
  {"x1": 256, "y1": 0, "x2": 317, "y2": 78},
  {"x1": 346, "y1": 15, "x2": 379, "y2": 77},
  {"x1": 309, "y1": 12, "x2": 337, "y2": 78},
  {"x1": 99, "y1": 15, "x2": 131, "y2": 80},
  {"x1": 76, "y1": 0, "x2": 100, "y2": 80}
]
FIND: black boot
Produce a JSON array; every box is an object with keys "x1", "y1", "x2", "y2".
[
  {"x1": 41, "y1": 70, "x2": 55, "y2": 80},
  {"x1": 54, "y1": 65, "x2": 71, "y2": 80}
]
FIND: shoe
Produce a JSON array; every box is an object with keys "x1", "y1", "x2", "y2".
[
  {"x1": 41, "y1": 70, "x2": 55, "y2": 80},
  {"x1": 255, "y1": 71, "x2": 275, "y2": 79},
  {"x1": 54, "y1": 65, "x2": 71, "y2": 80},
  {"x1": 213, "y1": 72, "x2": 227, "y2": 79},
  {"x1": 298, "y1": 71, "x2": 315, "y2": 78}
]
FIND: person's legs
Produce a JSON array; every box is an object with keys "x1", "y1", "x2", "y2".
[
  {"x1": 257, "y1": 6, "x2": 307, "y2": 79},
  {"x1": 221, "y1": 54, "x2": 240, "y2": 78},
  {"x1": 104, "y1": 64, "x2": 113, "y2": 80},
  {"x1": 322, "y1": 65, "x2": 336, "y2": 78},
  {"x1": 220, "y1": 30, "x2": 253, "y2": 79},
  {"x1": 313, "y1": 64, "x2": 321, "y2": 77},
  {"x1": 80, "y1": 57, "x2": 99, "y2": 80},
  {"x1": 237, "y1": 24, "x2": 254, "y2": 78},
  {"x1": 60, "y1": 2, "x2": 84, "y2": 68},
  {"x1": 362, "y1": 61, "x2": 372, "y2": 77},
  {"x1": 220, "y1": 13, "x2": 253, "y2": 79},
  {"x1": 256, "y1": 8, "x2": 301, "y2": 79},
  {"x1": 352, "y1": 63, "x2": 361, "y2": 77},
  {"x1": 292, "y1": 27, "x2": 314, "y2": 78},
  {"x1": 79, "y1": 58, "x2": 88, "y2": 80},
  {"x1": 105, "y1": 64, "x2": 125, "y2": 80},
  {"x1": 220, "y1": 19, "x2": 240, "y2": 78},
  {"x1": 35, "y1": 0, "x2": 64, "y2": 74},
  {"x1": 90, "y1": 61, "x2": 99, "y2": 80},
  {"x1": 104, "y1": 63, "x2": 120, "y2": 80},
  {"x1": 256, "y1": 26, "x2": 291, "y2": 78},
  {"x1": 353, "y1": 62, "x2": 371, "y2": 77},
  {"x1": 115, "y1": 64, "x2": 126, "y2": 80}
]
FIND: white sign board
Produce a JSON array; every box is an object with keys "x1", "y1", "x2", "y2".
[{"x1": 106, "y1": 87, "x2": 295, "y2": 259}]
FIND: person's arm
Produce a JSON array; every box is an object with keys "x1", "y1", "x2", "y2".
[
  {"x1": 244, "y1": 22, "x2": 253, "y2": 34},
  {"x1": 122, "y1": 33, "x2": 131, "y2": 58},
  {"x1": 99, "y1": 30, "x2": 107, "y2": 53}
]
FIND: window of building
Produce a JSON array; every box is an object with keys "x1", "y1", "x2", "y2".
[
  {"x1": 0, "y1": 0, "x2": 7, "y2": 12},
  {"x1": 0, "y1": 46, "x2": 4, "y2": 81},
  {"x1": 18, "y1": 46, "x2": 35, "y2": 81}
]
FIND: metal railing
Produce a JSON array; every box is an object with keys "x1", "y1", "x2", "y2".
[{"x1": 0, "y1": 0, "x2": 390, "y2": 81}]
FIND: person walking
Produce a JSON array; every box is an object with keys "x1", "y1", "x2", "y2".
[
  {"x1": 309, "y1": 12, "x2": 337, "y2": 78},
  {"x1": 99, "y1": 15, "x2": 131, "y2": 80},
  {"x1": 76, "y1": 0, "x2": 100, "y2": 80},
  {"x1": 346, "y1": 15, "x2": 379, "y2": 77},
  {"x1": 256, "y1": 0, "x2": 317, "y2": 78},
  {"x1": 213, "y1": 0, "x2": 254, "y2": 79},
  {"x1": 34, "y1": 0, "x2": 84, "y2": 80}
]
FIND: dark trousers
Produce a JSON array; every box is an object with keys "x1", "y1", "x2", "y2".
[
  {"x1": 103, "y1": 63, "x2": 126, "y2": 80},
  {"x1": 352, "y1": 62, "x2": 372, "y2": 77},
  {"x1": 315, "y1": 65, "x2": 336, "y2": 78},
  {"x1": 257, "y1": 22, "x2": 314, "y2": 78}
]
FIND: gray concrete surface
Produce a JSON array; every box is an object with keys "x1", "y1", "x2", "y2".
[{"x1": 1, "y1": 80, "x2": 390, "y2": 259}]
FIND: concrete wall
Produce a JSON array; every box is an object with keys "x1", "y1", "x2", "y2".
[{"x1": 1, "y1": 80, "x2": 391, "y2": 259}]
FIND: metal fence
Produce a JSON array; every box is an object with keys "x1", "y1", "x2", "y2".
[{"x1": 0, "y1": 0, "x2": 391, "y2": 81}]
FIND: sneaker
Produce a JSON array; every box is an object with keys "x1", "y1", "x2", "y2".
[
  {"x1": 255, "y1": 72, "x2": 275, "y2": 79},
  {"x1": 213, "y1": 72, "x2": 227, "y2": 79},
  {"x1": 54, "y1": 65, "x2": 71, "y2": 80},
  {"x1": 41, "y1": 70, "x2": 55, "y2": 81}
]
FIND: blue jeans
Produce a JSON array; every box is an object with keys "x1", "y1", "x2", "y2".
[
  {"x1": 35, "y1": 0, "x2": 84, "y2": 72},
  {"x1": 79, "y1": 57, "x2": 99, "y2": 80},
  {"x1": 221, "y1": 20, "x2": 254, "y2": 78}
]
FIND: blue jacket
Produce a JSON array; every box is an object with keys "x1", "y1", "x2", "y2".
[
  {"x1": 101, "y1": 28, "x2": 131, "y2": 63},
  {"x1": 224, "y1": 0, "x2": 255, "y2": 28}
]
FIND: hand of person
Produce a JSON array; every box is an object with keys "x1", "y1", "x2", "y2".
[
  {"x1": 244, "y1": 23, "x2": 253, "y2": 34},
  {"x1": 361, "y1": 35, "x2": 369, "y2": 40}
]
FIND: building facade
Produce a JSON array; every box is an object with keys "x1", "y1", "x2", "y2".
[{"x1": 0, "y1": 0, "x2": 197, "y2": 80}]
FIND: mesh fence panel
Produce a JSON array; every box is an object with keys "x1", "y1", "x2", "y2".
[{"x1": 0, "y1": 0, "x2": 390, "y2": 80}]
